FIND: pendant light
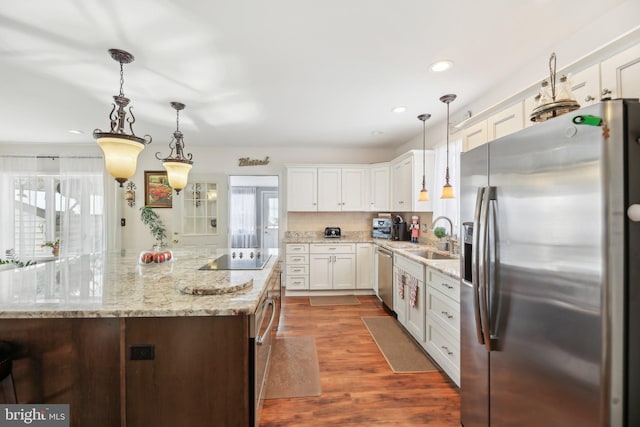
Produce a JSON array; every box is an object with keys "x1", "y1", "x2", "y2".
[
  {"x1": 417, "y1": 113, "x2": 431, "y2": 202},
  {"x1": 94, "y1": 49, "x2": 152, "y2": 186},
  {"x1": 440, "y1": 94, "x2": 456, "y2": 199},
  {"x1": 155, "y1": 102, "x2": 193, "y2": 194}
]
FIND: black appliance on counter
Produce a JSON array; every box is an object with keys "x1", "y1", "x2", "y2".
[
  {"x1": 391, "y1": 216, "x2": 410, "y2": 241},
  {"x1": 323, "y1": 227, "x2": 341, "y2": 238}
]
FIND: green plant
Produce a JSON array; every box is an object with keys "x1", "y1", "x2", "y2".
[
  {"x1": 140, "y1": 206, "x2": 167, "y2": 245},
  {"x1": 41, "y1": 239, "x2": 60, "y2": 249},
  {"x1": 0, "y1": 258, "x2": 35, "y2": 267},
  {"x1": 433, "y1": 226, "x2": 448, "y2": 239}
]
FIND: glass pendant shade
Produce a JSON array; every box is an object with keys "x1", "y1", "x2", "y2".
[
  {"x1": 96, "y1": 136, "x2": 145, "y2": 185},
  {"x1": 418, "y1": 188, "x2": 429, "y2": 202},
  {"x1": 441, "y1": 182, "x2": 455, "y2": 199},
  {"x1": 163, "y1": 160, "x2": 192, "y2": 193}
]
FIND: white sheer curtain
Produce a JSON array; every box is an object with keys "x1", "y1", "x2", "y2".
[
  {"x1": 0, "y1": 157, "x2": 38, "y2": 259},
  {"x1": 432, "y1": 138, "x2": 462, "y2": 238},
  {"x1": 59, "y1": 157, "x2": 106, "y2": 257},
  {"x1": 230, "y1": 187, "x2": 258, "y2": 248}
]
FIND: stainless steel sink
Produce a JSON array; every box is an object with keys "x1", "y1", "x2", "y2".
[{"x1": 406, "y1": 250, "x2": 455, "y2": 260}]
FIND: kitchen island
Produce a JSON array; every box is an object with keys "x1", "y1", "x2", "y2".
[{"x1": 0, "y1": 249, "x2": 280, "y2": 427}]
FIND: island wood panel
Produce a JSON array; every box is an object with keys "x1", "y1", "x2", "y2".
[
  {"x1": 0, "y1": 318, "x2": 121, "y2": 427},
  {"x1": 260, "y1": 295, "x2": 460, "y2": 426},
  {"x1": 124, "y1": 315, "x2": 250, "y2": 427}
]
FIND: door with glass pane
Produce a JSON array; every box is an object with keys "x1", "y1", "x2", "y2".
[{"x1": 261, "y1": 191, "x2": 278, "y2": 250}]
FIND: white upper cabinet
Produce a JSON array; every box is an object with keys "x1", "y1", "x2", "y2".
[
  {"x1": 317, "y1": 167, "x2": 368, "y2": 212},
  {"x1": 287, "y1": 167, "x2": 317, "y2": 211},
  {"x1": 601, "y1": 44, "x2": 640, "y2": 100},
  {"x1": 369, "y1": 164, "x2": 390, "y2": 211},
  {"x1": 461, "y1": 121, "x2": 488, "y2": 152},
  {"x1": 570, "y1": 63, "x2": 601, "y2": 106},
  {"x1": 390, "y1": 150, "x2": 433, "y2": 212},
  {"x1": 317, "y1": 168, "x2": 342, "y2": 211},
  {"x1": 340, "y1": 167, "x2": 368, "y2": 211},
  {"x1": 487, "y1": 101, "x2": 524, "y2": 141}
]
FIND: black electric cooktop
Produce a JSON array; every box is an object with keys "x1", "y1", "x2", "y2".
[{"x1": 198, "y1": 250, "x2": 271, "y2": 271}]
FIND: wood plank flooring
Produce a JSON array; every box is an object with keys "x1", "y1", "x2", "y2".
[{"x1": 260, "y1": 295, "x2": 460, "y2": 426}]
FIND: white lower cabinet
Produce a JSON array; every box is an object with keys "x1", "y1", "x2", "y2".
[
  {"x1": 285, "y1": 244, "x2": 309, "y2": 290},
  {"x1": 425, "y1": 267, "x2": 460, "y2": 386},
  {"x1": 393, "y1": 254, "x2": 426, "y2": 343},
  {"x1": 356, "y1": 243, "x2": 373, "y2": 289},
  {"x1": 309, "y1": 243, "x2": 356, "y2": 290}
]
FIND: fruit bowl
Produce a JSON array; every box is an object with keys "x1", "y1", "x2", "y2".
[{"x1": 139, "y1": 249, "x2": 174, "y2": 265}]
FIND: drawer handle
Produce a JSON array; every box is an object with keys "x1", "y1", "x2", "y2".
[
  {"x1": 292, "y1": 248, "x2": 301, "y2": 251},
  {"x1": 441, "y1": 283, "x2": 454, "y2": 290},
  {"x1": 441, "y1": 311, "x2": 454, "y2": 319},
  {"x1": 441, "y1": 345, "x2": 454, "y2": 356},
  {"x1": 292, "y1": 269, "x2": 302, "y2": 272}
]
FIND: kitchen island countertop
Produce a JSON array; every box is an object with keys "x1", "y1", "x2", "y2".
[{"x1": 0, "y1": 249, "x2": 279, "y2": 319}]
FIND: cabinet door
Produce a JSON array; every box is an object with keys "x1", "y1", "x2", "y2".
[
  {"x1": 317, "y1": 168, "x2": 342, "y2": 211},
  {"x1": 461, "y1": 121, "x2": 488, "y2": 152},
  {"x1": 487, "y1": 102, "x2": 524, "y2": 141},
  {"x1": 287, "y1": 167, "x2": 317, "y2": 211},
  {"x1": 369, "y1": 164, "x2": 390, "y2": 211},
  {"x1": 391, "y1": 157, "x2": 412, "y2": 211},
  {"x1": 570, "y1": 64, "x2": 601, "y2": 107},
  {"x1": 309, "y1": 254, "x2": 332, "y2": 289},
  {"x1": 601, "y1": 44, "x2": 640, "y2": 100},
  {"x1": 332, "y1": 254, "x2": 356, "y2": 289},
  {"x1": 341, "y1": 168, "x2": 368, "y2": 211},
  {"x1": 356, "y1": 243, "x2": 372, "y2": 289}
]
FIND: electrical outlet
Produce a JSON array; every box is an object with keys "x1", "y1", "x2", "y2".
[
  {"x1": 121, "y1": 218, "x2": 126, "y2": 226},
  {"x1": 422, "y1": 224, "x2": 429, "y2": 232},
  {"x1": 130, "y1": 345, "x2": 155, "y2": 360}
]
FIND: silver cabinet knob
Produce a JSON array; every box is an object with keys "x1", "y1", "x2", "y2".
[
  {"x1": 628, "y1": 204, "x2": 640, "y2": 222},
  {"x1": 585, "y1": 95, "x2": 595, "y2": 102}
]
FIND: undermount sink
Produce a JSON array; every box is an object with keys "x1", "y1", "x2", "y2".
[{"x1": 406, "y1": 250, "x2": 455, "y2": 260}]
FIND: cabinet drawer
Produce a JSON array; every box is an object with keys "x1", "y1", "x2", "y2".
[
  {"x1": 286, "y1": 244, "x2": 309, "y2": 254},
  {"x1": 426, "y1": 317, "x2": 460, "y2": 382},
  {"x1": 427, "y1": 286, "x2": 460, "y2": 334},
  {"x1": 286, "y1": 264, "x2": 308, "y2": 275},
  {"x1": 286, "y1": 275, "x2": 309, "y2": 290},
  {"x1": 395, "y1": 254, "x2": 424, "y2": 281},
  {"x1": 286, "y1": 254, "x2": 308, "y2": 265},
  {"x1": 309, "y1": 243, "x2": 355, "y2": 254},
  {"x1": 427, "y1": 268, "x2": 459, "y2": 302}
]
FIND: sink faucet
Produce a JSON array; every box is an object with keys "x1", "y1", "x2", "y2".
[{"x1": 431, "y1": 216, "x2": 455, "y2": 253}]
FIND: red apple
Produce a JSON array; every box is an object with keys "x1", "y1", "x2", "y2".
[
  {"x1": 153, "y1": 252, "x2": 165, "y2": 263},
  {"x1": 141, "y1": 252, "x2": 154, "y2": 264},
  {"x1": 164, "y1": 251, "x2": 172, "y2": 261}
]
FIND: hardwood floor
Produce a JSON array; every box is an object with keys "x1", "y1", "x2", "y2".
[{"x1": 260, "y1": 295, "x2": 460, "y2": 426}]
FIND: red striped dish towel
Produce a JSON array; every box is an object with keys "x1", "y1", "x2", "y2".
[
  {"x1": 408, "y1": 275, "x2": 419, "y2": 308},
  {"x1": 397, "y1": 269, "x2": 406, "y2": 299}
]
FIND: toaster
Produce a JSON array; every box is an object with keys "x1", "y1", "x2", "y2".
[{"x1": 323, "y1": 227, "x2": 341, "y2": 238}]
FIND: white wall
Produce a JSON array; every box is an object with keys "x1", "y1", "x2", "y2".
[{"x1": 0, "y1": 142, "x2": 396, "y2": 250}]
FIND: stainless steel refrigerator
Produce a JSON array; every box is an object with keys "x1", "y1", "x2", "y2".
[{"x1": 459, "y1": 99, "x2": 639, "y2": 426}]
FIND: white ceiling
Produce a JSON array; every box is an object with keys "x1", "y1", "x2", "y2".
[{"x1": 0, "y1": 0, "x2": 630, "y2": 149}]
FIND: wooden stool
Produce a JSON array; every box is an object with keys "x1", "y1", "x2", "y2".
[{"x1": 0, "y1": 341, "x2": 17, "y2": 403}]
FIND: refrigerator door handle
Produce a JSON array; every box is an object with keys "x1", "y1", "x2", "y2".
[
  {"x1": 472, "y1": 186, "x2": 486, "y2": 345},
  {"x1": 478, "y1": 186, "x2": 494, "y2": 351}
]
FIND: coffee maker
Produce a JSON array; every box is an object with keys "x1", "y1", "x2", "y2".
[{"x1": 391, "y1": 216, "x2": 410, "y2": 241}]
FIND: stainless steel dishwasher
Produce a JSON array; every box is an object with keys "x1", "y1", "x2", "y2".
[{"x1": 376, "y1": 246, "x2": 393, "y2": 312}]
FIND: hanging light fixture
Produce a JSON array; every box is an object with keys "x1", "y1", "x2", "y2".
[
  {"x1": 94, "y1": 49, "x2": 151, "y2": 186},
  {"x1": 417, "y1": 113, "x2": 431, "y2": 202},
  {"x1": 440, "y1": 94, "x2": 456, "y2": 199},
  {"x1": 156, "y1": 102, "x2": 193, "y2": 194}
]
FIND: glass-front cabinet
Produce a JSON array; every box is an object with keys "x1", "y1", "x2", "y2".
[{"x1": 182, "y1": 182, "x2": 218, "y2": 235}]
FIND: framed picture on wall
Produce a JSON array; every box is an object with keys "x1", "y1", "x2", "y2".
[{"x1": 144, "y1": 170, "x2": 173, "y2": 208}]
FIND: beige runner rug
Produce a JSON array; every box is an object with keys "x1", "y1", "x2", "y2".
[
  {"x1": 309, "y1": 295, "x2": 360, "y2": 306},
  {"x1": 362, "y1": 316, "x2": 438, "y2": 373},
  {"x1": 264, "y1": 336, "x2": 322, "y2": 399}
]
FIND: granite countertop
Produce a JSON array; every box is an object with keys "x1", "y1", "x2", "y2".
[
  {"x1": 0, "y1": 249, "x2": 280, "y2": 319},
  {"x1": 283, "y1": 231, "x2": 372, "y2": 243},
  {"x1": 374, "y1": 239, "x2": 461, "y2": 279}
]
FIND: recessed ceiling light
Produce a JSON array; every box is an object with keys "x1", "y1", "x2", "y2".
[
  {"x1": 430, "y1": 60, "x2": 453, "y2": 72},
  {"x1": 68, "y1": 129, "x2": 84, "y2": 134},
  {"x1": 391, "y1": 106, "x2": 408, "y2": 113},
  {"x1": 371, "y1": 130, "x2": 384, "y2": 136}
]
